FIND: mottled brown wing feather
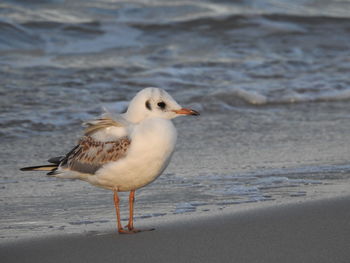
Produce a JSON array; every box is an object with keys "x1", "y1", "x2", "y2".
[{"x1": 61, "y1": 136, "x2": 131, "y2": 174}]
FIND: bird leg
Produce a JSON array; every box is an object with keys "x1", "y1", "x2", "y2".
[
  {"x1": 122, "y1": 190, "x2": 144, "y2": 233},
  {"x1": 114, "y1": 189, "x2": 154, "y2": 234},
  {"x1": 126, "y1": 190, "x2": 137, "y2": 231},
  {"x1": 126, "y1": 190, "x2": 155, "y2": 233},
  {"x1": 113, "y1": 190, "x2": 125, "y2": 233},
  {"x1": 113, "y1": 189, "x2": 141, "y2": 234}
]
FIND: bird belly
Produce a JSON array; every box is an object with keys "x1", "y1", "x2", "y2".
[{"x1": 89, "y1": 118, "x2": 177, "y2": 191}]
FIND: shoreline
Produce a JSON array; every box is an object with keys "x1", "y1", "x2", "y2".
[
  {"x1": 1, "y1": 180, "x2": 349, "y2": 245},
  {"x1": 2, "y1": 193, "x2": 350, "y2": 263}
]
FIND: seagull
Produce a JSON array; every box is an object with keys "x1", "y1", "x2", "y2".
[{"x1": 21, "y1": 87, "x2": 199, "y2": 234}]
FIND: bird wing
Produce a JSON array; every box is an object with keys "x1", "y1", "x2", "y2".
[
  {"x1": 82, "y1": 114, "x2": 133, "y2": 142},
  {"x1": 55, "y1": 136, "x2": 131, "y2": 175},
  {"x1": 83, "y1": 117, "x2": 124, "y2": 136}
]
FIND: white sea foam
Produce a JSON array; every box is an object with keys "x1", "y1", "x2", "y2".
[
  {"x1": 233, "y1": 88, "x2": 268, "y2": 105},
  {"x1": 281, "y1": 89, "x2": 350, "y2": 104},
  {"x1": 193, "y1": 87, "x2": 350, "y2": 110}
]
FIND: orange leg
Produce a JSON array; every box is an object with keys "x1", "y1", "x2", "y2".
[
  {"x1": 126, "y1": 190, "x2": 136, "y2": 230},
  {"x1": 114, "y1": 189, "x2": 141, "y2": 234},
  {"x1": 113, "y1": 190, "x2": 125, "y2": 233},
  {"x1": 114, "y1": 189, "x2": 154, "y2": 234}
]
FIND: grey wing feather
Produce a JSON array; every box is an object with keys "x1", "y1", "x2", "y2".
[
  {"x1": 48, "y1": 156, "x2": 65, "y2": 164},
  {"x1": 59, "y1": 136, "x2": 131, "y2": 175}
]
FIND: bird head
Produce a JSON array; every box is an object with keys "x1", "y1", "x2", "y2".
[{"x1": 124, "y1": 87, "x2": 199, "y2": 123}]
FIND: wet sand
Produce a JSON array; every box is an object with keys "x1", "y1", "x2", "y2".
[{"x1": 2, "y1": 195, "x2": 350, "y2": 263}]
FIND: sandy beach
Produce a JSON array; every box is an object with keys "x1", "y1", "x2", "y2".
[{"x1": 2, "y1": 195, "x2": 350, "y2": 263}]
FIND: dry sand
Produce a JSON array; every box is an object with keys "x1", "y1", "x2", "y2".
[{"x1": 1, "y1": 195, "x2": 350, "y2": 263}]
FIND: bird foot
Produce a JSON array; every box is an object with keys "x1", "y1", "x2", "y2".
[{"x1": 118, "y1": 227, "x2": 155, "y2": 234}]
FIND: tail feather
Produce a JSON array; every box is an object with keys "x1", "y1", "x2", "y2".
[{"x1": 20, "y1": 165, "x2": 58, "y2": 172}]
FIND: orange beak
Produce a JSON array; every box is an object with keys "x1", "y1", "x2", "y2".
[{"x1": 173, "y1": 108, "x2": 200, "y2": 116}]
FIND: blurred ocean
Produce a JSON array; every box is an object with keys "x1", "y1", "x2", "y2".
[{"x1": 1, "y1": 0, "x2": 350, "y2": 241}]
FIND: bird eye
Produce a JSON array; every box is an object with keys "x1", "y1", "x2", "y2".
[{"x1": 157, "y1": 101, "x2": 166, "y2": 109}]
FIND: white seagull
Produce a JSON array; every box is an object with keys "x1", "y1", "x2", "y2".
[{"x1": 21, "y1": 87, "x2": 199, "y2": 234}]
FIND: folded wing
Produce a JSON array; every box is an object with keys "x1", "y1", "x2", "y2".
[{"x1": 54, "y1": 136, "x2": 131, "y2": 175}]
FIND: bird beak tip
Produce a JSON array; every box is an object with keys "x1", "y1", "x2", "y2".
[
  {"x1": 189, "y1": 109, "x2": 200, "y2": 116},
  {"x1": 173, "y1": 108, "x2": 200, "y2": 116}
]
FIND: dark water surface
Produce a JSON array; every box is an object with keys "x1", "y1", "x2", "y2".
[{"x1": 1, "y1": 0, "x2": 350, "y2": 241}]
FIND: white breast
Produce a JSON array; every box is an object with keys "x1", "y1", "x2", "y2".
[{"x1": 89, "y1": 118, "x2": 177, "y2": 191}]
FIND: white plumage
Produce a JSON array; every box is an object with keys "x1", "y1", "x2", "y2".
[{"x1": 89, "y1": 117, "x2": 177, "y2": 191}]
